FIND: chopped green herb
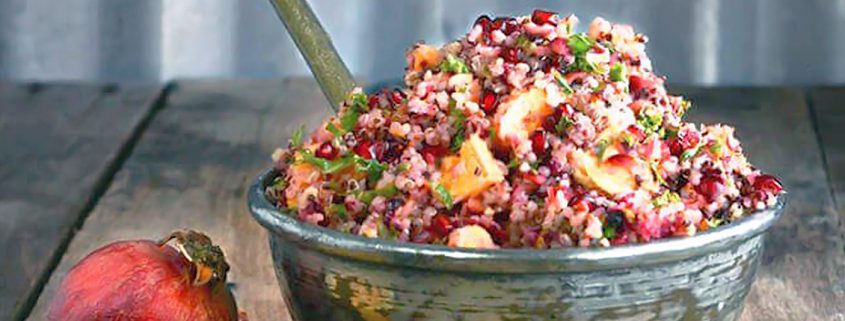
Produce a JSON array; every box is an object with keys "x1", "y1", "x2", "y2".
[
  {"x1": 621, "y1": 133, "x2": 636, "y2": 147},
  {"x1": 552, "y1": 69, "x2": 574, "y2": 94},
  {"x1": 681, "y1": 145, "x2": 702, "y2": 161},
  {"x1": 270, "y1": 176, "x2": 287, "y2": 189},
  {"x1": 636, "y1": 111, "x2": 663, "y2": 135},
  {"x1": 679, "y1": 100, "x2": 692, "y2": 117},
  {"x1": 603, "y1": 226, "x2": 616, "y2": 239},
  {"x1": 329, "y1": 204, "x2": 348, "y2": 220},
  {"x1": 515, "y1": 34, "x2": 532, "y2": 50},
  {"x1": 488, "y1": 127, "x2": 497, "y2": 144},
  {"x1": 610, "y1": 63, "x2": 627, "y2": 82},
  {"x1": 397, "y1": 163, "x2": 411, "y2": 172},
  {"x1": 651, "y1": 162, "x2": 668, "y2": 187},
  {"x1": 571, "y1": 56, "x2": 598, "y2": 73},
  {"x1": 555, "y1": 116, "x2": 574, "y2": 134},
  {"x1": 354, "y1": 156, "x2": 387, "y2": 184},
  {"x1": 449, "y1": 101, "x2": 467, "y2": 152},
  {"x1": 440, "y1": 54, "x2": 470, "y2": 74},
  {"x1": 340, "y1": 93, "x2": 369, "y2": 132},
  {"x1": 508, "y1": 157, "x2": 520, "y2": 169},
  {"x1": 653, "y1": 191, "x2": 681, "y2": 208},
  {"x1": 358, "y1": 184, "x2": 399, "y2": 204},
  {"x1": 706, "y1": 218, "x2": 723, "y2": 228},
  {"x1": 290, "y1": 124, "x2": 305, "y2": 148},
  {"x1": 567, "y1": 34, "x2": 594, "y2": 55},
  {"x1": 708, "y1": 141, "x2": 723, "y2": 155},
  {"x1": 326, "y1": 123, "x2": 343, "y2": 137},
  {"x1": 433, "y1": 183, "x2": 454, "y2": 209},
  {"x1": 301, "y1": 151, "x2": 354, "y2": 174}
]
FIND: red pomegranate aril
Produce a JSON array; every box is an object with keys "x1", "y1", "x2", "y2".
[
  {"x1": 753, "y1": 174, "x2": 783, "y2": 194},
  {"x1": 530, "y1": 131, "x2": 546, "y2": 155},
  {"x1": 368, "y1": 95, "x2": 380, "y2": 109},
  {"x1": 629, "y1": 74, "x2": 654, "y2": 92},
  {"x1": 550, "y1": 38, "x2": 568, "y2": 55},
  {"x1": 481, "y1": 90, "x2": 498, "y2": 114},
  {"x1": 524, "y1": 172, "x2": 546, "y2": 186},
  {"x1": 696, "y1": 176, "x2": 724, "y2": 201},
  {"x1": 315, "y1": 141, "x2": 338, "y2": 159},
  {"x1": 483, "y1": 222, "x2": 508, "y2": 245},
  {"x1": 606, "y1": 154, "x2": 635, "y2": 168},
  {"x1": 504, "y1": 19, "x2": 520, "y2": 35},
  {"x1": 475, "y1": 15, "x2": 492, "y2": 31},
  {"x1": 531, "y1": 9, "x2": 556, "y2": 25},
  {"x1": 430, "y1": 214, "x2": 452, "y2": 238},
  {"x1": 502, "y1": 47, "x2": 519, "y2": 63},
  {"x1": 491, "y1": 17, "x2": 506, "y2": 31},
  {"x1": 354, "y1": 140, "x2": 374, "y2": 160},
  {"x1": 390, "y1": 89, "x2": 404, "y2": 105},
  {"x1": 421, "y1": 144, "x2": 449, "y2": 164}
]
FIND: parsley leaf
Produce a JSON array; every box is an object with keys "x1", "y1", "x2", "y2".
[
  {"x1": 326, "y1": 123, "x2": 343, "y2": 138},
  {"x1": 433, "y1": 183, "x2": 454, "y2": 209},
  {"x1": 555, "y1": 116, "x2": 574, "y2": 135},
  {"x1": 449, "y1": 101, "x2": 467, "y2": 152},
  {"x1": 358, "y1": 184, "x2": 399, "y2": 204},
  {"x1": 552, "y1": 69, "x2": 574, "y2": 94},
  {"x1": 636, "y1": 111, "x2": 663, "y2": 135},
  {"x1": 681, "y1": 145, "x2": 702, "y2": 161},
  {"x1": 709, "y1": 141, "x2": 723, "y2": 156},
  {"x1": 440, "y1": 54, "x2": 470, "y2": 74},
  {"x1": 610, "y1": 63, "x2": 627, "y2": 82},
  {"x1": 340, "y1": 93, "x2": 368, "y2": 132},
  {"x1": 290, "y1": 124, "x2": 305, "y2": 148},
  {"x1": 300, "y1": 151, "x2": 354, "y2": 174},
  {"x1": 354, "y1": 156, "x2": 386, "y2": 184},
  {"x1": 515, "y1": 34, "x2": 532, "y2": 50},
  {"x1": 329, "y1": 204, "x2": 348, "y2": 220},
  {"x1": 653, "y1": 191, "x2": 681, "y2": 208},
  {"x1": 567, "y1": 34, "x2": 594, "y2": 55}
]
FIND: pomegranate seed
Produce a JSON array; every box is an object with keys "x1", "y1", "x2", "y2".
[
  {"x1": 315, "y1": 141, "x2": 338, "y2": 159},
  {"x1": 629, "y1": 74, "x2": 654, "y2": 93},
  {"x1": 367, "y1": 95, "x2": 380, "y2": 109},
  {"x1": 753, "y1": 175, "x2": 783, "y2": 194},
  {"x1": 354, "y1": 140, "x2": 374, "y2": 159},
  {"x1": 502, "y1": 47, "x2": 519, "y2": 63},
  {"x1": 530, "y1": 131, "x2": 546, "y2": 155},
  {"x1": 493, "y1": 210, "x2": 510, "y2": 224},
  {"x1": 390, "y1": 89, "x2": 404, "y2": 105},
  {"x1": 668, "y1": 128, "x2": 701, "y2": 156},
  {"x1": 491, "y1": 17, "x2": 505, "y2": 30},
  {"x1": 430, "y1": 214, "x2": 452, "y2": 238},
  {"x1": 421, "y1": 144, "x2": 449, "y2": 164},
  {"x1": 550, "y1": 38, "x2": 568, "y2": 55},
  {"x1": 475, "y1": 15, "x2": 492, "y2": 31},
  {"x1": 503, "y1": 19, "x2": 520, "y2": 35},
  {"x1": 480, "y1": 90, "x2": 498, "y2": 114},
  {"x1": 626, "y1": 125, "x2": 646, "y2": 142},
  {"x1": 548, "y1": 160, "x2": 564, "y2": 176},
  {"x1": 483, "y1": 222, "x2": 508, "y2": 245},
  {"x1": 696, "y1": 176, "x2": 724, "y2": 201},
  {"x1": 531, "y1": 9, "x2": 556, "y2": 25}
]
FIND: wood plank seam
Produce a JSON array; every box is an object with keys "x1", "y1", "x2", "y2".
[
  {"x1": 11, "y1": 83, "x2": 175, "y2": 321},
  {"x1": 805, "y1": 90, "x2": 840, "y2": 210}
]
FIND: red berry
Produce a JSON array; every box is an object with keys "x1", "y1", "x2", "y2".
[
  {"x1": 530, "y1": 131, "x2": 546, "y2": 155},
  {"x1": 316, "y1": 141, "x2": 338, "y2": 159},
  {"x1": 753, "y1": 175, "x2": 783, "y2": 194},
  {"x1": 531, "y1": 9, "x2": 556, "y2": 25},
  {"x1": 354, "y1": 140, "x2": 374, "y2": 159},
  {"x1": 481, "y1": 90, "x2": 498, "y2": 114},
  {"x1": 430, "y1": 214, "x2": 452, "y2": 238}
]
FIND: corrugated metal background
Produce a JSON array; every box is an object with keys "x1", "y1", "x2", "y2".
[{"x1": 1, "y1": 0, "x2": 844, "y2": 85}]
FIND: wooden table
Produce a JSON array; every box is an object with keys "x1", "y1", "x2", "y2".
[{"x1": 1, "y1": 79, "x2": 843, "y2": 321}]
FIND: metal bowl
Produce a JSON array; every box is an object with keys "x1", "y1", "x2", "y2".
[{"x1": 249, "y1": 169, "x2": 785, "y2": 321}]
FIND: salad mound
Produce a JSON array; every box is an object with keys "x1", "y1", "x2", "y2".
[{"x1": 267, "y1": 10, "x2": 784, "y2": 249}]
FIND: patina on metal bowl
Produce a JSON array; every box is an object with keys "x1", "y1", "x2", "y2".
[{"x1": 249, "y1": 169, "x2": 785, "y2": 321}]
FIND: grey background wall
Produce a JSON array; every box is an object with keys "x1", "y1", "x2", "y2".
[{"x1": 1, "y1": 0, "x2": 844, "y2": 86}]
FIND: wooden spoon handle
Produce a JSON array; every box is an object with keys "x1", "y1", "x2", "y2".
[{"x1": 268, "y1": 0, "x2": 356, "y2": 112}]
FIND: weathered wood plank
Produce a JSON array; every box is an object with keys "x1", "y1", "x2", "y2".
[
  {"x1": 26, "y1": 79, "x2": 330, "y2": 321},
  {"x1": 808, "y1": 88, "x2": 845, "y2": 212},
  {"x1": 0, "y1": 82, "x2": 163, "y2": 321},
  {"x1": 676, "y1": 87, "x2": 844, "y2": 321}
]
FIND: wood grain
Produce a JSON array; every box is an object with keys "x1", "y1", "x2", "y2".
[
  {"x1": 0, "y1": 82, "x2": 163, "y2": 321},
  {"x1": 676, "y1": 87, "x2": 845, "y2": 321},
  {"x1": 25, "y1": 79, "x2": 331, "y2": 321}
]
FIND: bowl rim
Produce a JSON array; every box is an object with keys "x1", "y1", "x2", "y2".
[{"x1": 249, "y1": 169, "x2": 785, "y2": 273}]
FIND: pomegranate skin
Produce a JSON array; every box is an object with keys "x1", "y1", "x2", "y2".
[{"x1": 47, "y1": 240, "x2": 238, "y2": 321}]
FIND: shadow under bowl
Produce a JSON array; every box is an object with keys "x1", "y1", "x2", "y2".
[{"x1": 249, "y1": 169, "x2": 785, "y2": 321}]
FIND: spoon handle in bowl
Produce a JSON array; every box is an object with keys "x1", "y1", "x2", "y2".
[{"x1": 268, "y1": 0, "x2": 356, "y2": 111}]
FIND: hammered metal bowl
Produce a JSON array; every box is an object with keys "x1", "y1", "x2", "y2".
[{"x1": 249, "y1": 169, "x2": 785, "y2": 321}]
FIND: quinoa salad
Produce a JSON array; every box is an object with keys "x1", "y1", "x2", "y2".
[{"x1": 266, "y1": 10, "x2": 784, "y2": 249}]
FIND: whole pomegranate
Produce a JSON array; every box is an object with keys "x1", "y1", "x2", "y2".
[{"x1": 48, "y1": 230, "x2": 239, "y2": 321}]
